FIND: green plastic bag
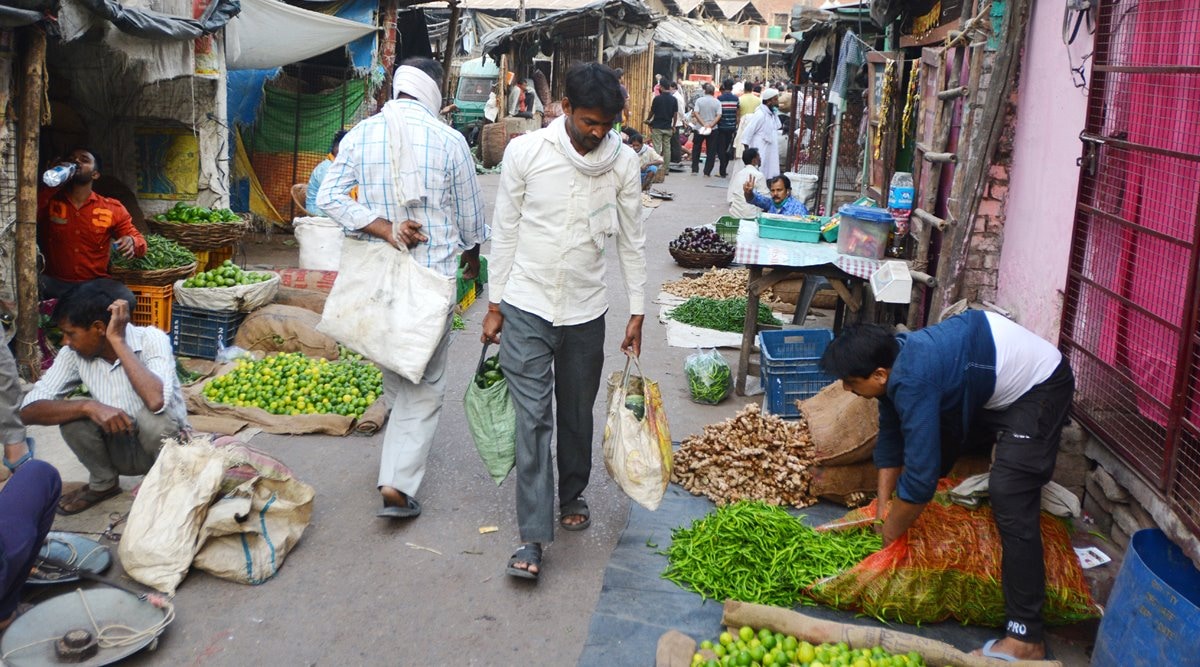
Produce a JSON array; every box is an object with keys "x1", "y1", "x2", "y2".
[
  {"x1": 464, "y1": 344, "x2": 516, "y2": 485},
  {"x1": 685, "y1": 348, "x2": 732, "y2": 405}
]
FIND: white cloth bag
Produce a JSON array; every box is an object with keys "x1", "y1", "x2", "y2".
[
  {"x1": 293, "y1": 216, "x2": 345, "y2": 271},
  {"x1": 317, "y1": 239, "x2": 453, "y2": 383}
]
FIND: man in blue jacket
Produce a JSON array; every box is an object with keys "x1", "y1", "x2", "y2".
[
  {"x1": 820, "y1": 310, "x2": 1074, "y2": 662},
  {"x1": 742, "y1": 175, "x2": 808, "y2": 216}
]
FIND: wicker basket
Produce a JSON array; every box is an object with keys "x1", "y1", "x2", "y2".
[
  {"x1": 150, "y1": 215, "x2": 250, "y2": 251},
  {"x1": 669, "y1": 247, "x2": 735, "y2": 269},
  {"x1": 110, "y1": 262, "x2": 198, "y2": 287}
]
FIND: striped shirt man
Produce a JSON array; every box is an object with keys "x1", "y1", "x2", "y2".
[
  {"x1": 316, "y1": 98, "x2": 489, "y2": 278},
  {"x1": 21, "y1": 325, "x2": 187, "y2": 425},
  {"x1": 718, "y1": 91, "x2": 739, "y2": 131}
]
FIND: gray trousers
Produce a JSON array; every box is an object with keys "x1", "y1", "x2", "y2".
[
  {"x1": 499, "y1": 303, "x2": 605, "y2": 544},
  {"x1": 377, "y1": 310, "x2": 453, "y2": 497},
  {"x1": 0, "y1": 343, "x2": 27, "y2": 445},
  {"x1": 61, "y1": 409, "x2": 184, "y2": 489}
]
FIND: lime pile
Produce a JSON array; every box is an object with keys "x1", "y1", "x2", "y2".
[
  {"x1": 692, "y1": 626, "x2": 931, "y2": 667},
  {"x1": 203, "y1": 351, "x2": 383, "y2": 418},
  {"x1": 183, "y1": 260, "x2": 272, "y2": 288}
]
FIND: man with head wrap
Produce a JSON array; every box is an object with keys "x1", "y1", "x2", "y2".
[
  {"x1": 482, "y1": 62, "x2": 646, "y2": 581},
  {"x1": 317, "y1": 57, "x2": 489, "y2": 521},
  {"x1": 742, "y1": 87, "x2": 783, "y2": 179}
]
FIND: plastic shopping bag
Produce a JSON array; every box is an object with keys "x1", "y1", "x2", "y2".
[
  {"x1": 318, "y1": 239, "x2": 454, "y2": 383},
  {"x1": 685, "y1": 348, "x2": 732, "y2": 405},
  {"x1": 464, "y1": 344, "x2": 516, "y2": 485},
  {"x1": 603, "y1": 356, "x2": 673, "y2": 510}
]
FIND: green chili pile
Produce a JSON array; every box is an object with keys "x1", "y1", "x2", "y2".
[
  {"x1": 111, "y1": 234, "x2": 196, "y2": 270},
  {"x1": 668, "y1": 297, "x2": 777, "y2": 333},
  {"x1": 663, "y1": 501, "x2": 881, "y2": 608}
]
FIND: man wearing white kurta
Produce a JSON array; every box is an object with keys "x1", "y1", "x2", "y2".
[
  {"x1": 742, "y1": 87, "x2": 783, "y2": 179},
  {"x1": 483, "y1": 62, "x2": 647, "y2": 581},
  {"x1": 318, "y1": 58, "x2": 488, "y2": 519}
]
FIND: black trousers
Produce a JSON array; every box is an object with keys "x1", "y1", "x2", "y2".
[
  {"x1": 713, "y1": 128, "x2": 734, "y2": 176},
  {"x1": 692, "y1": 131, "x2": 717, "y2": 174},
  {"x1": 939, "y1": 358, "x2": 1075, "y2": 644},
  {"x1": 670, "y1": 129, "x2": 682, "y2": 163}
]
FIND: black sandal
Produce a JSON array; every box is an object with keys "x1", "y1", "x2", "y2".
[
  {"x1": 560, "y1": 496, "x2": 591, "y2": 531},
  {"x1": 506, "y1": 543, "x2": 542, "y2": 580}
]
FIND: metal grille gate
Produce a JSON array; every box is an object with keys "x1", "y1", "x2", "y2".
[{"x1": 1061, "y1": 0, "x2": 1200, "y2": 533}]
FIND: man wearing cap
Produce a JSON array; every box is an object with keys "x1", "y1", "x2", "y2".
[
  {"x1": 742, "y1": 87, "x2": 783, "y2": 179},
  {"x1": 318, "y1": 57, "x2": 489, "y2": 521}
]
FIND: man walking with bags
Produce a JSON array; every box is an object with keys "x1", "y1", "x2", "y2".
[
  {"x1": 318, "y1": 57, "x2": 488, "y2": 520},
  {"x1": 482, "y1": 62, "x2": 646, "y2": 581}
]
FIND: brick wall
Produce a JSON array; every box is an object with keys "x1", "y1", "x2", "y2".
[{"x1": 962, "y1": 93, "x2": 1018, "y2": 304}]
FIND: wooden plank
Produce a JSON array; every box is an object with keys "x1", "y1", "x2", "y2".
[
  {"x1": 16, "y1": 28, "x2": 45, "y2": 379},
  {"x1": 932, "y1": 0, "x2": 1033, "y2": 318},
  {"x1": 736, "y1": 266, "x2": 764, "y2": 396}
]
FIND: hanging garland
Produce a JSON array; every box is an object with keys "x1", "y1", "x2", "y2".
[
  {"x1": 873, "y1": 59, "x2": 896, "y2": 160},
  {"x1": 901, "y1": 58, "x2": 921, "y2": 148}
]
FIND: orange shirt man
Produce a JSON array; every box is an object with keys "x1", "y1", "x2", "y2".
[{"x1": 37, "y1": 149, "x2": 146, "y2": 291}]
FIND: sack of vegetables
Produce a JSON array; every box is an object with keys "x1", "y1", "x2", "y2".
[
  {"x1": 464, "y1": 345, "x2": 516, "y2": 485},
  {"x1": 603, "y1": 356, "x2": 672, "y2": 511},
  {"x1": 685, "y1": 348, "x2": 732, "y2": 405}
]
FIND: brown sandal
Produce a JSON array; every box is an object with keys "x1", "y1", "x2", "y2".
[{"x1": 56, "y1": 485, "x2": 121, "y2": 516}]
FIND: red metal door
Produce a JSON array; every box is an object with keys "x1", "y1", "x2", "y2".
[{"x1": 1060, "y1": 0, "x2": 1200, "y2": 532}]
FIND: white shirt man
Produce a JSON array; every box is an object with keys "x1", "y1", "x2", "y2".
[{"x1": 728, "y1": 148, "x2": 768, "y2": 219}]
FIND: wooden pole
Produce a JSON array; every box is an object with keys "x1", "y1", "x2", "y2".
[
  {"x1": 441, "y1": 0, "x2": 461, "y2": 104},
  {"x1": 16, "y1": 27, "x2": 45, "y2": 380}
]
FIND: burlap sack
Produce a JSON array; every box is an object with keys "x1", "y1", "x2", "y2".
[
  {"x1": 809, "y1": 460, "x2": 877, "y2": 506},
  {"x1": 234, "y1": 304, "x2": 339, "y2": 360},
  {"x1": 799, "y1": 381, "x2": 879, "y2": 465},
  {"x1": 272, "y1": 286, "x2": 328, "y2": 314}
]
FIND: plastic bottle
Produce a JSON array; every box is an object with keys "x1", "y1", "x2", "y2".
[
  {"x1": 42, "y1": 163, "x2": 76, "y2": 188},
  {"x1": 887, "y1": 171, "x2": 914, "y2": 257}
]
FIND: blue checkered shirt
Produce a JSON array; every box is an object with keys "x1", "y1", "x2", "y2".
[{"x1": 316, "y1": 99, "x2": 489, "y2": 277}]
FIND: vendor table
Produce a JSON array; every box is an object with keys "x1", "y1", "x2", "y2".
[{"x1": 733, "y1": 219, "x2": 883, "y2": 396}]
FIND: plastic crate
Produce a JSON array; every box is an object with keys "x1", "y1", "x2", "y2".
[
  {"x1": 171, "y1": 306, "x2": 246, "y2": 359},
  {"x1": 126, "y1": 283, "x2": 173, "y2": 332},
  {"x1": 206, "y1": 245, "x2": 235, "y2": 270},
  {"x1": 758, "y1": 213, "x2": 823, "y2": 243},
  {"x1": 715, "y1": 216, "x2": 741, "y2": 244},
  {"x1": 458, "y1": 284, "x2": 477, "y2": 310},
  {"x1": 758, "y1": 328, "x2": 835, "y2": 418}
]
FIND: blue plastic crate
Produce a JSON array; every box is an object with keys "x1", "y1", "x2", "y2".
[
  {"x1": 171, "y1": 306, "x2": 246, "y2": 360},
  {"x1": 758, "y1": 328, "x2": 835, "y2": 418}
]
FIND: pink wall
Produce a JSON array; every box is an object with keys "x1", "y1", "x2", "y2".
[{"x1": 995, "y1": 0, "x2": 1094, "y2": 343}]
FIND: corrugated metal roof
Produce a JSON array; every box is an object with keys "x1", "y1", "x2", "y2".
[
  {"x1": 653, "y1": 16, "x2": 737, "y2": 60},
  {"x1": 457, "y1": 0, "x2": 604, "y2": 10}
]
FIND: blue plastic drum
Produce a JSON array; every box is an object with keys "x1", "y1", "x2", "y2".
[{"x1": 1092, "y1": 528, "x2": 1200, "y2": 666}]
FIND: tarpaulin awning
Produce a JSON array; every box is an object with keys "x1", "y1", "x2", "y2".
[
  {"x1": 715, "y1": 0, "x2": 764, "y2": 24},
  {"x1": 63, "y1": 0, "x2": 240, "y2": 40},
  {"x1": 225, "y1": 0, "x2": 378, "y2": 70},
  {"x1": 720, "y1": 49, "x2": 786, "y2": 67},
  {"x1": 653, "y1": 16, "x2": 736, "y2": 61}
]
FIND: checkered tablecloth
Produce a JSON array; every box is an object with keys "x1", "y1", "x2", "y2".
[{"x1": 733, "y1": 219, "x2": 882, "y2": 280}]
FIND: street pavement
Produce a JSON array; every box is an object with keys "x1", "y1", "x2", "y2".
[{"x1": 21, "y1": 167, "x2": 773, "y2": 666}]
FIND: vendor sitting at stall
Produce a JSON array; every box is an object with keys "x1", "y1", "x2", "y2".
[
  {"x1": 743, "y1": 175, "x2": 808, "y2": 217},
  {"x1": 37, "y1": 149, "x2": 146, "y2": 299},
  {"x1": 20, "y1": 279, "x2": 187, "y2": 516},
  {"x1": 628, "y1": 133, "x2": 664, "y2": 191}
]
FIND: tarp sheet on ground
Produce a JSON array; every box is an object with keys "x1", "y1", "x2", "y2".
[
  {"x1": 576, "y1": 484, "x2": 1013, "y2": 666},
  {"x1": 224, "y1": 0, "x2": 377, "y2": 70}
]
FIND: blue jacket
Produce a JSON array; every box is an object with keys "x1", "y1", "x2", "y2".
[
  {"x1": 749, "y1": 192, "x2": 808, "y2": 217},
  {"x1": 876, "y1": 310, "x2": 997, "y2": 504}
]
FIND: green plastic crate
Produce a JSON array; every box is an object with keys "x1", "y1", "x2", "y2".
[
  {"x1": 758, "y1": 213, "x2": 823, "y2": 243},
  {"x1": 715, "y1": 216, "x2": 741, "y2": 244}
]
